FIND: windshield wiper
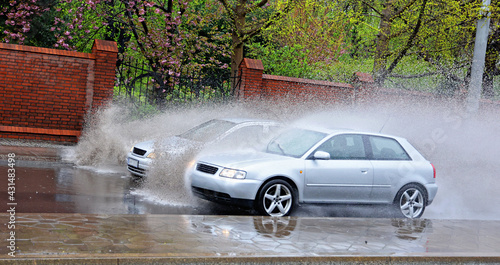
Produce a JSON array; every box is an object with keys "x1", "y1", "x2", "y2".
[{"x1": 268, "y1": 140, "x2": 285, "y2": 155}]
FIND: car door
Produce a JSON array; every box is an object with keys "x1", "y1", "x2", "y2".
[
  {"x1": 367, "y1": 135, "x2": 413, "y2": 203},
  {"x1": 303, "y1": 134, "x2": 374, "y2": 203}
]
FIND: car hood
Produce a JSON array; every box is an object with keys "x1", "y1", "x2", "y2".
[{"x1": 198, "y1": 150, "x2": 295, "y2": 170}]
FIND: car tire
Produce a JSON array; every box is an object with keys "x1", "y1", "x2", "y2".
[
  {"x1": 256, "y1": 179, "x2": 296, "y2": 217},
  {"x1": 394, "y1": 184, "x2": 427, "y2": 219}
]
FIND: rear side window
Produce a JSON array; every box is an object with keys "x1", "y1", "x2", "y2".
[{"x1": 369, "y1": 136, "x2": 411, "y2": 160}]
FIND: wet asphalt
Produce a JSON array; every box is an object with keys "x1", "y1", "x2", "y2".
[{"x1": 0, "y1": 144, "x2": 500, "y2": 264}]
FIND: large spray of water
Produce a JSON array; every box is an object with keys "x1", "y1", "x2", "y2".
[{"x1": 75, "y1": 98, "x2": 500, "y2": 220}]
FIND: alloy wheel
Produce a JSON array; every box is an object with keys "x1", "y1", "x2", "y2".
[
  {"x1": 262, "y1": 183, "x2": 293, "y2": 217},
  {"x1": 399, "y1": 187, "x2": 425, "y2": 218}
]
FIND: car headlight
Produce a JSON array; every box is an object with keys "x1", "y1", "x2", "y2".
[
  {"x1": 147, "y1": 152, "x2": 156, "y2": 159},
  {"x1": 219, "y1": 168, "x2": 246, "y2": 179}
]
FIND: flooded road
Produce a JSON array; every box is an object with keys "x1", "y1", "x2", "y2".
[
  {"x1": 0, "y1": 162, "x2": 407, "y2": 218},
  {"x1": 0, "y1": 160, "x2": 493, "y2": 220},
  {"x1": 0, "y1": 162, "x2": 246, "y2": 215}
]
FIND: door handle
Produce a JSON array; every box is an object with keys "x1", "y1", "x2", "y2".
[{"x1": 360, "y1": 169, "x2": 369, "y2": 174}]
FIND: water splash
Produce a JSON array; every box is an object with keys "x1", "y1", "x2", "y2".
[{"x1": 74, "y1": 98, "x2": 500, "y2": 220}]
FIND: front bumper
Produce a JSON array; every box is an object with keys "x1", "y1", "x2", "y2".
[
  {"x1": 189, "y1": 163, "x2": 262, "y2": 204},
  {"x1": 191, "y1": 186, "x2": 254, "y2": 208},
  {"x1": 126, "y1": 153, "x2": 152, "y2": 177}
]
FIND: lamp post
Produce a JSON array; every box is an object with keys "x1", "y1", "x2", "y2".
[{"x1": 466, "y1": 0, "x2": 491, "y2": 113}]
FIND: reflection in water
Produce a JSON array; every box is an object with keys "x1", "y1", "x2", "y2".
[
  {"x1": 253, "y1": 216, "x2": 297, "y2": 238},
  {"x1": 0, "y1": 164, "x2": 143, "y2": 214},
  {"x1": 392, "y1": 218, "x2": 431, "y2": 241},
  {"x1": 186, "y1": 215, "x2": 298, "y2": 240},
  {"x1": 0, "y1": 165, "x2": 70, "y2": 212}
]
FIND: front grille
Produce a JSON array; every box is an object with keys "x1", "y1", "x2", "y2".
[
  {"x1": 133, "y1": 147, "x2": 147, "y2": 156},
  {"x1": 196, "y1": 163, "x2": 219, "y2": 175},
  {"x1": 192, "y1": 187, "x2": 231, "y2": 202},
  {"x1": 128, "y1": 165, "x2": 145, "y2": 176}
]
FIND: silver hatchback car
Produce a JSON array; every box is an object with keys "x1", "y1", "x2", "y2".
[{"x1": 189, "y1": 127, "x2": 438, "y2": 218}]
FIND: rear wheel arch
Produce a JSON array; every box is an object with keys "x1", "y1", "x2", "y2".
[
  {"x1": 393, "y1": 182, "x2": 429, "y2": 203},
  {"x1": 394, "y1": 183, "x2": 429, "y2": 218}
]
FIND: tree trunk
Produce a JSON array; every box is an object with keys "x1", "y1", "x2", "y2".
[
  {"x1": 482, "y1": 22, "x2": 499, "y2": 99},
  {"x1": 231, "y1": 31, "x2": 244, "y2": 86},
  {"x1": 373, "y1": 3, "x2": 393, "y2": 87},
  {"x1": 230, "y1": 1, "x2": 246, "y2": 95}
]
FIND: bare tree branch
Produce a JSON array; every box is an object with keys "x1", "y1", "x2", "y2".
[
  {"x1": 359, "y1": 0, "x2": 383, "y2": 17},
  {"x1": 390, "y1": 0, "x2": 419, "y2": 22},
  {"x1": 388, "y1": 72, "x2": 439, "y2": 79},
  {"x1": 386, "y1": 0, "x2": 428, "y2": 76}
]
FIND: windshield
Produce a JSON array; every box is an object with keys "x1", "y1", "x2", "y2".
[
  {"x1": 266, "y1": 128, "x2": 327, "y2": 158},
  {"x1": 179, "y1": 119, "x2": 236, "y2": 142}
]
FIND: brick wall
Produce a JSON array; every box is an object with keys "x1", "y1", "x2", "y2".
[
  {"x1": 0, "y1": 40, "x2": 117, "y2": 143},
  {"x1": 237, "y1": 58, "x2": 500, "y2": 111},
  {"x1": 237, "y1": 58, "x2": 369, "y2": 104}
]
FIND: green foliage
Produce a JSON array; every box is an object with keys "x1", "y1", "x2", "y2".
[
  {"x1": 314, "y1": 56, "x2": 374, "y2": 84},
  {"x1": 4, "y1": 0, "x2": 499, "y2": 100},
  {"x1": 247, "y1": 42, "x2": 315, "y2": 78},
  {"x1": 262, "y1": 0, "x2": 353, "y2": 64},
  {"x1": 113, "y1": 87, "x2": 160, "y2": 119}
]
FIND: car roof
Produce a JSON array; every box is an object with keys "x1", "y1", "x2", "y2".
[
  {"x1": 217, "y1": 117, "x2": 279, "y2": 125},
  {"x1": 293, "y1": 125, "x2": 407, "y2": 141}
]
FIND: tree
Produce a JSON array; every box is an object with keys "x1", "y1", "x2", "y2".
[
  {"x1": 245, "y1": 0, "x2": 354, "y2": 79},
  {"x1": 351, "y1": 0, "x2": 481, "y2": 87},
  {"x1": 0, "y1": 0, "x2": 49, "y2": 44},
  {"x1": 54, "y1": 0, "x2": 232, "y2": 101},
  {"x1": 483, "y1": 2, "x2": 499, "y2": 98},
  {"x1": 263, "y1": 0, "x2": 353, "y2": 64},
  {"x1": 216, "y1": 0, "x2": 298, "y2": 84}
]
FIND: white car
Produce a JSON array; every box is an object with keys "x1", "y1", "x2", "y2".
[
  {"x1": 126, "y1": 118, "x2": 280, "y2": 177},
  {"x1": 189, "y1": 127, "x2": 438, "y2": 218}
]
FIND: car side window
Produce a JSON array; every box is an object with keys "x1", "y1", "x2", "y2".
[
  {"x1": 316, "y1": 134, "x2": 366, "y2": 160},
  {"x1": 369, "y1": 136, "x2": 411, "y2": 160}
]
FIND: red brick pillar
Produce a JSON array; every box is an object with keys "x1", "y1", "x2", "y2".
[
  {"x1": 237, "y1": 58, "x2": 264, "y2": 99},
  {"x1": 90, "y1": 39, "x2": 118, "y2": 110},
  {"x1": 351, "y1": 72, "x2": 375, "y2": 103}
]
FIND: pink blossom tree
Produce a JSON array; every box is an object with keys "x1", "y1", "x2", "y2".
[{"x1": 0, "y1": 0, "x2": 49, "y2": 44}]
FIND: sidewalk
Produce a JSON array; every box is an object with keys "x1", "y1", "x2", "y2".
[{"x1": 1, "y1": 213, "x2": 500, "y2": 264}]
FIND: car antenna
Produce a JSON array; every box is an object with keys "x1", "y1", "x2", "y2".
[{"x1": 379, "y1": 115, "x2": 392, "y2": 133}]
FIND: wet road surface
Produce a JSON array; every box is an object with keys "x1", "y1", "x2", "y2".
[{"x1": 0, "y1": 162, "x2": 415, "y2": 218}]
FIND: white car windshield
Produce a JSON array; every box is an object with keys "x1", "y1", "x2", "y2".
[
  {"x1": 266, "y1": 128, "x2": 327, "y2": 158},
  {"x1": 179, "y1": 119, "x2": 236, "y2": 142}
]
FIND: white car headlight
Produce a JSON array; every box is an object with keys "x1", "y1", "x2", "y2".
[
  {"x1": 147, "y1": 152, "x2": 156, "y2": 159},
  {"x1": 220, "y1": 168, "x2": 246, "y2": 179}
]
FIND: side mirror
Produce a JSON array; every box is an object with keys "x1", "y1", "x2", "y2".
[{"x1": 313, "y1": 151, "x2": 330, "y2": 160}]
